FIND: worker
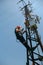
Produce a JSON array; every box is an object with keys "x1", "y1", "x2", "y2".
[
  {"x1": 15, "y1": 25, "x2": 30, "y2": 49},
  {"x1": 15, "y1": 25, "x2": 39, "y2": 51}
]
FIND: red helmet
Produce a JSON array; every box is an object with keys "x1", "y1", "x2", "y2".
[{"x1": 16, "y1": 26, "x2": 21, "y2": 29}]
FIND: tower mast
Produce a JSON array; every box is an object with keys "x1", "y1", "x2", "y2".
[{"x1": 15, "y1": 0, "x2": 43, "y2": 65}]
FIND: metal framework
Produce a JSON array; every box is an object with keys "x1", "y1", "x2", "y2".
[{"x1": 16, "y1": 0, "x2": 43, "y2": 65}]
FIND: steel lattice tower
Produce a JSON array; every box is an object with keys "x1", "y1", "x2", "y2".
[{"x1": 15, "y1": 0, "x2": 43, "y2": 65}]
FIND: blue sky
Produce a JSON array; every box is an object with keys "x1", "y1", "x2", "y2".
[{"x1": 0, "y1": 0, "x2": 43, "y2": 65}]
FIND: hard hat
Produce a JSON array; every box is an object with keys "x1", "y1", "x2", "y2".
[{"x1": 16, "y1": 26, "x2": 21, "y2": 29}]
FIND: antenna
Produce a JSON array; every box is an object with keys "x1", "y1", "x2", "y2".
[{"x1": 17, "y1": 0, "x2": 26, "y2": 5}]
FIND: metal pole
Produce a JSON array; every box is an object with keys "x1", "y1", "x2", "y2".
[
  {"x1": 24, "y1": 5, "x2": 35, "y2": 65},
  {"x1": 28, "y1": 28, "x2": 35, "y2": 65},
  {"x1": 25, "y1": 26, "x2": 29, "y2": 65}
]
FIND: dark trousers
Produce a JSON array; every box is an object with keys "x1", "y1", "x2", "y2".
[{"x1": 17, "y1": 35, "x2": 30, "y2": 49}]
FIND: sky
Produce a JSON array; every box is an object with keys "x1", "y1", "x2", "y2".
[{"x1": 0, "y1": 0, "x2": 43, "y2": 65}]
